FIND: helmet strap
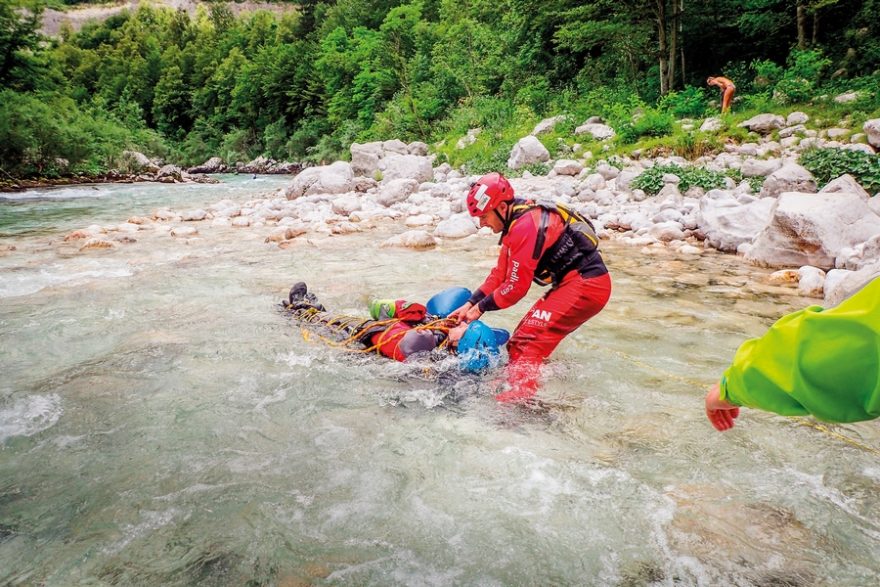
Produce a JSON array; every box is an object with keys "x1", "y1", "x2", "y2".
[{"x1": 496, "y1": 201, "x2": 514, "y2": 244}]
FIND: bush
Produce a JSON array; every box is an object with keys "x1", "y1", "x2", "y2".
[
  {"x1": 631, "y1": 163, "x2": 729, "y2": 195},
  {"x1": 617, "y1": 107, "x2": 675, "y2": 144},
  {"x1": 658, "y1": 86, "x2": 708, "y2": 118},
  {"x1": 800, "y1": 147, "x2": 880, "y2": 192}
]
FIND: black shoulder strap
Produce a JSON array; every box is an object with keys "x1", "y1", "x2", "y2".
[{"x1": 532, "y1": 208, "x2": 550, "y2": 260}]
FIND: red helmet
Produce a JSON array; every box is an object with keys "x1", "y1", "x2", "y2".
[{"x1": 466, "y1": 172, "x2": 514, "y2": 216}]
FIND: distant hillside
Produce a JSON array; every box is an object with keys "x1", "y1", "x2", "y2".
[{"x1": 40, "y1": 0, "x2": 298, "y2": 36}]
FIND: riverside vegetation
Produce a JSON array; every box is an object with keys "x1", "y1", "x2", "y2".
[{"x1": 1, "y1": 0, "x2": 879, "y2": 187}]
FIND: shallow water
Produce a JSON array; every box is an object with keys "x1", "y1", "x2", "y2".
[{"x1": 1, "y1": 177, "x2": 879, "y2": 586}]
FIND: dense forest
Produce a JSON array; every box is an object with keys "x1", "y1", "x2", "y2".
[{"x1": 1, "y1": 0, "x2": 879, "y2": 179}]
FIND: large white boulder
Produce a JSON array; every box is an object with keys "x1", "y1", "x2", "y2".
[
  {"x1": 381, "y1": 154, "x2": 433, "y2": 183},
  {"x1": 376, "y1": 178, "x2": 419, "y2": 207},
  {"x1": 697, "y1": 191, "x2": 775, "y2": 252},
  {"x1": 507, "y1": 136, "x2": 550, "y2": 169},
  {"x1": 350, "y1": 142, "x2": 384, "y2": 177},
  {"x1": 574, "y1": 123, "x2": 616, "y2": 141},
  {"x1": 760, "y1": 163, "x2": 817, "y2": 197},
  {"x1": 818, "y1": 174, "x2": 871, "y2": 201},
  {"x1": 434, "y1": 215, "x2": 478, "y2": 239},
  {"x1": 863, "y1": 119, "x2": 880, "y2": 149},
  {"x1": 284, "y1": 161, "x2": 354, "y2": 199},
  {"x1": 741, "y1": 158, "x2": 783, "y2": 178},
  {"x1": 532, "y1": 115, "x2": 567, "y2": 136},
  {"x1": 739, "y1": 114, "x2": 785, "y2": 134},
  {"x1": 746, "y1": 191, "x2": 880, "y2": 269}
]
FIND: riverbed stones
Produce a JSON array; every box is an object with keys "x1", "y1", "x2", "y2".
[
  {"x1": 507, "y1": 135, "x2": 550, "y2": 169},
  {"x1": 380, "y1": 230, "x2": 437, "y2": 249},
  {"x1": 697, "y1": 191, "x2": 775, "y2": 253},
  {"x1": 170, "y1": 226, "x2": 198, "y2": 237},
  {"x1": 746, "y1": 191, "x2": 880, "y2": 269},
  {"x1": 284, "y1": 161, "x2": 354, "y2": 199},
  {"x1": 739, "y1": 114, "x2": 785, "y2": 134},
  {"x1": 760, "y1": 163, "x2": 817, "y2": 197},
  {"x1": 434, "y1": 215, "x2": 478, "y2": 239},
  {"x1": 863, "y1": 119, "x2": 880, "y2": 149},
  {"x1": 79, "y1": 237, "x2": 116, "y2": 251}
]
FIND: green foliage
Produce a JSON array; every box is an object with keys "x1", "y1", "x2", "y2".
[
  {"x1": 617, "y1": 108, "x2": 675, "y2": 144},
  {"x1": 631, "y1": 164, "x2": 729, "y2": 196},
  {"x1": 800, "y1": 147, "x2": 880, "y2": 192},
  {"x1": 658, "y1": 86, "x2": 708, "y2": 119},
  {"x1": 772, "y1": 49, "x2": 833, "y2": 104},
  {"x1": 0, "y1": 90, "x2": 160, "y2": 176},
  {"x1": 3, "y1": 0, "x2": 880, "y2": 181}
]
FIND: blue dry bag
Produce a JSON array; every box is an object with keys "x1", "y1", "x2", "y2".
[{"x1": 426, "y1": 287, "x2": 471, "y2": 318}]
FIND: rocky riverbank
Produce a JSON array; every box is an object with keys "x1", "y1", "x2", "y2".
[{"x1": 43, "y1": 111, "x2": 880, "y2": 308}]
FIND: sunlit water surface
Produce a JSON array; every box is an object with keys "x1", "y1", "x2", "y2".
[{"x1": 1, "y1": 177, "x2": 879, "y2": 586}]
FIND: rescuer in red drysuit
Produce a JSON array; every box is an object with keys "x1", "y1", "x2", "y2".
[
  {"x1": 707, "y1": 76, "x2": 736, "y2": 113},
  {"x1": 449, "y1": 172, "x2": 612, "y2": 402}
]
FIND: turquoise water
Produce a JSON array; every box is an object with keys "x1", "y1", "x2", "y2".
[{"x1": 1, "y1": 178, "x2": 879, "y2": 585}]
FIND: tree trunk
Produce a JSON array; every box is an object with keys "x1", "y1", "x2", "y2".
[
  {"x1": 657, "y1": 0, "x2": 669, "y2": 94},
  {"x1": 796, "y1": 2, "x2": 808, "y2": 49},
  {"x1": 668, "y1": 1, "x2": 678, "y2": 92},
  {"x1": 812, "y1": 9, "x2": 819, "y2": 45}
]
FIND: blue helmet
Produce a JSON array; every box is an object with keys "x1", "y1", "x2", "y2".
[
  {"x1": 426, "y1": 286, "x2": 471, "y2": 318},
  {"x1": 458, "y1": 320, "x2": 506, "y2": 373}
]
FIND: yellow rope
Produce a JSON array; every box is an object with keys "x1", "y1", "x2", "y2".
[{"x1": 292, "y1": 308, "x2": 454, "y2": 357}]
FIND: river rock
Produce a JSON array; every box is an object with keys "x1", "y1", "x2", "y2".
[
  {"x1": 121, "y1": 150, "x2": 159, "y2": 174},
  {"x1": 434, "y1": 215, "x2": 478, "y2": 239},
  {"x1": 741, "y1": 158, "x2": 783, "y2": 178},
  {"x1": 700, "y1": 117, "x2": 722, "y2": 132},
  {"x1": 760, "y1": 163, "x2": 817, "y2": 197},
  {"x1": 380, "y1": 230, "x2": 437, "y2": 249},
  {"x1": 819, "y1": 174, "x2": 871, "y2": 200},
  {"x1": 797, "y1": 266, "x2": 826, "y2": 297},
  {"x1": 350, "y1": 142, "x2": 384, "y2": 177},
  {"x1": 79, "y1": 237, "x2": 116, "y2": 251},
  {"x1": 863, "y1": 119, "x2": 880, "y2": 149},
  {"x1": 697, "y1": 191, "x2": 775, "y2": 253},
  {"x1": 404, "y1": 214, "x2": 433, "y2": 227},
  {"x1": 380, "y1": 154, "x2": 433, "y2": 184},
  {"x1": 181, "y1": 209, "x2": 207, "y2": 221},
  {"x1": 330, "y1": 194, "x2": 362, "y2": 216},
  {"x1": 377, "y1": 178, "x2": 418, "y2": 207},
  {"x1": 331, "y1": 221, "x2": 361, "y2": 235},
  {"x1": 187, "y1": 157, "x2": 226, "y2": 174},
  {"x1": 824, "y1": 263, "x2": 880, "y2": 307},
  {"x1": 507, "y1": 136, "x2": 550, "y2": 169},
  {"x1": 768, "y1": 269, "x2": 799, "y2": 285},
  {"x1": 285, "y1": 161, "x2": 354, "y2": 199},
  {"x1": 574, "y1": 122, "x2": 616, "y2": 141},
  {"x1": 786, "y1": 112, "x2": 809, "y2": 125},
  {"x1": 739, "y1": 114, "x2": 785, "y2": 134},
  {"x1": 170, "y1": 226, "x2": 198, "y2": 237},
  {"x1": 553, "y1": 159, "x2": 584, "y2": 176},
  {"x1": 156, "y1": 165, "x2": 183, "y2": 181},
  {"x1": 231, "y1": 217, "x2": 251, "y2": 228},
  {"x1": 746, "y1": 191, "x2": 880, "y2": 269},
  {"x1": 532, "y1": 115, "x2": 567, "y2": 136}
]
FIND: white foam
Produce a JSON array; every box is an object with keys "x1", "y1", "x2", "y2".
[
  {"x1": 0, "y1": 260, "x2": 134, "y2": 298},
  {"x1": 0, "y1": 394, "x2": 63, "y2": 442},
  {"x1": 0, "y1": 187, "x2": 107, "y2": 201}
]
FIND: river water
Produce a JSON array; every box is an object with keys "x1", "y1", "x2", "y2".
[{"x1": 1, "y1": 176, "x2": 879, "y2": 586}]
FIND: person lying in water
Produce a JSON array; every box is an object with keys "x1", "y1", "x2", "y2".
[
  {"x1": 705, "y1": 276, "x2": 880, "y2": 431},
  {"x1": 281, "y1": 282, "x2": 509, "y2": 374}
]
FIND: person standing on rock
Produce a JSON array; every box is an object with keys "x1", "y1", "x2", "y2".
[
  {"x1": 448, "y1": 172, "x2": 612, "y2": 402},
  {"x1": 706, "y1": 277, "x2": 880, "y2": 431},
  {"x1": 707, "y1": 76, "x2": 736, "y2": 113}
]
